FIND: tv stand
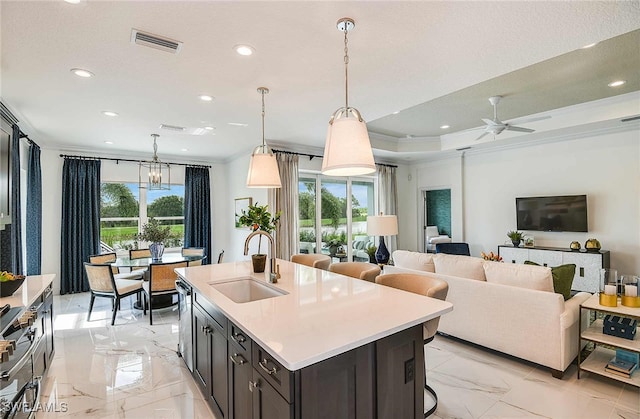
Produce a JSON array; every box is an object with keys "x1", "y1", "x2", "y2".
[{"x1": 498, "y1": 245, "x2": 610, "y2": 293}]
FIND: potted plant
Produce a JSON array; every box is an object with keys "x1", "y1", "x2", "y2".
[
  {"x1": 507, "y1": 230, "x2": 524, "y2": 247},
  {"x1": 135, "y1": 217, "x2": 174, "y2": 260},
  {"x1": 237, "y1": 202, "x2": 281, "y2": 272},
  {"x1": 366, "y1": 245, "x2": 377, "y2": 264},
  {"x1": 326, "y1": 238, "x2": 342, "y2": 256}
]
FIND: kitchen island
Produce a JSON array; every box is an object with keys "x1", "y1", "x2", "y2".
[{"x1": 176, "y1": 260, "x2": 452, "y2": 419}]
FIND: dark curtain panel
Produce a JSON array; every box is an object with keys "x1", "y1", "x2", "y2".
[
  {"x1": 184, "y1": 166, "x2": 211, "y2": 264},
  {"x1": 26, "y1": 143, "x2": 42, "y2": 275},
  {"x1": 61, "y1": 158, "x2": 101, "y2": 294},
  {"x1": 10, "y1": 125, "x2": 22, "y2": 275}
]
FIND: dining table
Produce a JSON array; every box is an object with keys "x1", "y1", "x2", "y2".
[{"x1": 112, "y1": 253, "x2": 204, "y2": 309}]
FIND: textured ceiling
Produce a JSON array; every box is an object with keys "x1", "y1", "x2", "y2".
[{"x1": 1, "y1": 1, "x2": 639, "y2": 164}]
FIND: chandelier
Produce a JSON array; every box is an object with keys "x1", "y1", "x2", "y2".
[{"x1": 139, "y1": 133, "x2": 170, "y2": 190}]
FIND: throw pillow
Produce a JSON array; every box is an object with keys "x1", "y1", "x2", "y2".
[
  {"x1": 524, "y1": 261, "x2": 575, "y2": 300},
  {"x1": 483, "y1": 262, "x2": 553, "y2": 291}
]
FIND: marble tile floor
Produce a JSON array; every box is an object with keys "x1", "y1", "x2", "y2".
[{"x1": 38, "y1": 293, "x2": 639, "y2": 419}]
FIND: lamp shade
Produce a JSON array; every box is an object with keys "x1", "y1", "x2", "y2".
[
  {"x1": 367, "y1": 214, "x2": 398, "y2": 236},
  {"x1": 246, "y1": 148, "x2": 281, "y2": 188},
  {"x1": 322, "y1": 114, "x2": 376, "y2": 176}
]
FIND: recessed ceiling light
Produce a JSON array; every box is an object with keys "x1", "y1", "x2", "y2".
[
  {"x1": 581, "y1": 43, "x2": 598, "y2": 49},
  {"x1": 102, "y1": 111, "x2": 118, "y2": 117},
  {"x1": 234, "y1": 44, "x2": 254, "y2": 56},
  {"x1": 104, "y1": 140, "x2": 114, "y2": 145},
  {"x1": 392, "y1": 111, "x2": 400, "y2": 115},
  {"x1": 608, "y1": 80, "x2": 626, "y2": 87},
  {"x1": 204, "y1": 126, "x2": 215, "y2": 130},
  {"x1": 228, "y1": 122, "x2": 248, "y2": 127},
  {"x1": 70, "y1": 68, "x2": 94, "y2": 78},
  {"x1": 64, "y1": 0, "x2": 82, "y2": 4},
  {"x1": 181, "y1": 148, "x2": 188, "y2": 152},
  {"x1": 199, "y1": 95, "x2": 214, "y2": 102},
  {"x1": 440, "y1": 125, "x2": 450, "y2": 129}
]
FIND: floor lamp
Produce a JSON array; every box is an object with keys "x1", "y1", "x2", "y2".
[{"x1": 367, "y1": 213, "x2": 398, "y2": 265}]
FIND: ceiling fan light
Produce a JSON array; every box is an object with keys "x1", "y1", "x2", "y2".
[
  {"x1": 322, "y1": 113, "x2": 375, "y2": 176},
  {"x1": 247, "y1": 146, "x2": 281, "y2": 188}
]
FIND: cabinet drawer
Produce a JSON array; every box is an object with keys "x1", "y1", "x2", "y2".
[
  {"x1": 228, "y1": 321, "x2": 251, "y2": 353},
  {"x1": 194, "y1": 292, "x2": 227, "y2": 332},
  {"x1": 253, "y1": 344, "x2": 294, "y2": 403}
]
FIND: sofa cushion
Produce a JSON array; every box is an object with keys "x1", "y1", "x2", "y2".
[
  {"x1": 392, "y1": 250, "x2": 435, "y2": 273},
  {"x1": 433, "y1": 254, "x2": 486, "y2": 281},
  {"x1": 524, "y1": 261, "x2": 575, "y2": 300},
  {"x1": 483, "y1": 262, "x2": 553, "y2": 292}
]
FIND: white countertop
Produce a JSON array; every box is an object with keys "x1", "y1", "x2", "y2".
[
  {"x1": 0, "y1": 274, "x2": 55, "y2": 308},
  {"x1": 176, "y1": 260, "x2": 453, "y2": 370}
]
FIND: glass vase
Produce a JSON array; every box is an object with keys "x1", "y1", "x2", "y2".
[
  {"x1": 621, "y1": 275, "x2": 640, "y2": 308},
  {"x1": 598, "y1": 268, "x2": 618, "y2": 307}
]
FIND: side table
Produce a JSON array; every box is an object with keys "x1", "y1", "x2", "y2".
[{"x1": 578, "y1": 294, "x2": 640, "y2": 387}]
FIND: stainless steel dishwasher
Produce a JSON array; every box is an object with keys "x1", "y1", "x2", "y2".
[{"x1": 176, "y1": 279, "x2": 193, "y2": 372}]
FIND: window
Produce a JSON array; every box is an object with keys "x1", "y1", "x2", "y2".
[
  {"x1": 100, "y1": 182, "x2": 184, "y2": 253},
  {"x1": 298, "y1": 174, "x2": 375, "y2": 262}
]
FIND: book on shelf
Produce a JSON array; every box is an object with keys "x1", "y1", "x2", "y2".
[
  {"x1": 605, "y1": 356, "x2": 638, "y2": 375},
  {"x1": 605, "y1": 366, "x2": 636, "y2": 379}
]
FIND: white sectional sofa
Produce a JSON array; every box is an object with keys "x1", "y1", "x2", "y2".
[{"x1": 385, "y1": 250, "x2": 591, "y2": 377}]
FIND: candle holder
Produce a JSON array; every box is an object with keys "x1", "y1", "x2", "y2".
[
  {"x1": 599, "y1": 268, "x2": 618, "y2": 307},
  {"x1": 621, "y1": 275, "x2": 640, "y2": 308}
]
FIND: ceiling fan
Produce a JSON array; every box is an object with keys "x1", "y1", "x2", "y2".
[{"x1": 474, "y1": 96, "x2": 550, "y2": 141}]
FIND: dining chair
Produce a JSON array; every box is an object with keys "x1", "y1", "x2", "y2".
[
  {"x1": 435, "y1": 242, "x2": 470, "y2": 256},
  {"x1": 375, "y1": 273, "x2": 449, "y2": 417},
  {"x1": 217, "y1": 250, "x2": 225, "y2": 264},
  {"x1": 89, "y1": 252, "x2": 144, "y2": 280},
  {"x1": 182, "y1": 247, "x2": 205, "y2": 257},
  {"x1": 84, "y1": 262, "x2": 143, "y2": 326},
  {"x1": 290, "y1": 254, "x2": 331, "y2": 270},
  {"x1": 142, "y1": 260, "x2": 188, "y2": 325},
  {"x1": 129, "y1": 248, "x2": 152, "y2": 259},
  {"x1": 328, "y1": 262, "x2": 381, "y2": 282}
]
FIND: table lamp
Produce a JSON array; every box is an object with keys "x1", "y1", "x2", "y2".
[{"x1": 367, "y1": 213, "x2": 398, "y2": 264}]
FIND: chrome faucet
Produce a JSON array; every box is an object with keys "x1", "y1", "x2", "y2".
[{"x1": 244, "y1": 230, "x2": 280, "y2": 283}]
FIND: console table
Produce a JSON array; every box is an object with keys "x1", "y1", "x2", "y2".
[{"x1": 498, "y1": 245, "x2": 610, "y2": 293}]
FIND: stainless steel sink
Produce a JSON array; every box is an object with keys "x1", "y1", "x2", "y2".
[{"x1": 209, "y1": 277, "x2": 287, "y2": 303}]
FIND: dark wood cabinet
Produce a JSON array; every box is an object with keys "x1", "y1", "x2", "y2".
[
  {"x1": 193, "y1": 303, "x2": 228, "y2": 418},
  {"x1": 250, "y1": 368, "x2": 293, "y2": 419},
  {"x1": 300, "y1": 344, "x2": 374, "y2": 419},
  {"x1": 189, "y1": 290, "x2": 425, "y2": 419}
]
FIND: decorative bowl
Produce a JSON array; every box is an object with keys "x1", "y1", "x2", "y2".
[{"x1": 0, "y1": 276, "x2": 25, "y2": 297}]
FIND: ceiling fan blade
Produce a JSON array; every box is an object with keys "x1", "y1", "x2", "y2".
[
  {"x1": 481, "y1": 118, "x2": 498, "y2": 126},
  {"x1": 474, "y1": 131, "x2": 490, "y2": 141},
  {"x1": 507, "y1": 115, "x2": 552, "y2": 125},
  {"x1": 505, "y1": 125, "x2": 535, "y2": 133}
]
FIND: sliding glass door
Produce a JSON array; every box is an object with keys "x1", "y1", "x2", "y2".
[{"x1": 298, "y1": 174, "x2": 375, "y2": 262}]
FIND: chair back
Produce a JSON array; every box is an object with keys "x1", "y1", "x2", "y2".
[
  {"x1": 89, "y1": 252, "x2": 118, "y2": 274},
  {"x1": 84, "y1": 263, "x2": 116, "y2": 293},
  {"x1": 182, "y1": 247, "x2": 205, "y2": 257},
  {"x1": 375, "y1": 273, "x2": 449, "y2": 340},
  {"x1": 435, "y1": 242, "x2": 470, "y2": 256},
  {"x1": 148, "y1": 261, "x2": 188, "y2": 292},
  {"x1": 291, "y1": 254, "x2": 331, "y2": 270},
  {"x1": 188, "y1": 258, "x2": 203, "y2": 267},
  {"x1": 217, "y1": 250, "x2": 225, "y2": 264},
  {"x1": 130, "y1": 248, "x2": 151, "y2": 259},
  {"x1": 329, "y1": 262, "x2": 381, "y2": 282}
]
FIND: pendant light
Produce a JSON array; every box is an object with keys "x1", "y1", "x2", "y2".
[
  {"x1": 322, "y1": 17, "x2": 375, "y2": 177},
  {"x1": 139, "y1": 134, "x2": 170, "y2": 190},
  {"x1": 246, "y1": 87, "x2": 282, "y2": 188}
]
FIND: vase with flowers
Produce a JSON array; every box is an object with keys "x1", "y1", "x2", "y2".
[
  {"x1": 237, "y1": 202, "x2": 281, "y2": 272},
  {"x1": 481, "y1": 251, "x2": 503, "y2": 262},
  {"x1": 134, "y1": 217, "x2": 174, "y2": 260}
]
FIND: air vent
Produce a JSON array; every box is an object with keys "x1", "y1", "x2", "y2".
[
  {"x1": 160, "y1": 124, "x2": 186, "y2": 132},
  {"x1": 131, "y1": 29, "x2": 183, "y2": 54}
]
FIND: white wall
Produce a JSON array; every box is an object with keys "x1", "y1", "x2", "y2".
[{"x1": 402, "y1": 128, "x2": 640, "y2": 275}]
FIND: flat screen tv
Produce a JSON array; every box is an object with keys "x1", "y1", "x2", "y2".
[{"x1": 516, "y1": 195, "x2": 588, "y2": 232}]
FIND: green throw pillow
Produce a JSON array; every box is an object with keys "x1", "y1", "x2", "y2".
[{"x1": 524, "y1": 261, "x2": 575, "y2": 300}]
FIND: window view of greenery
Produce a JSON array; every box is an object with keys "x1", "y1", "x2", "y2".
[
  {"x1": 298, "y1": 177, "x2": 374, "y2": 262},
  {"x1": 100, "y1": 182, "x2": 185, "y2": 251}
]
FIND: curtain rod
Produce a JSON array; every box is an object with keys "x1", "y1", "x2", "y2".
[
  {"x1": 59, "y1": 154, "x2": 211, "y2": 169},
  {"x1": 271, "y1": 148, "x2": 397, "y2": 168},
  {"x1": 19, "y1": 131, "x2": 40, "y2": 148}
]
